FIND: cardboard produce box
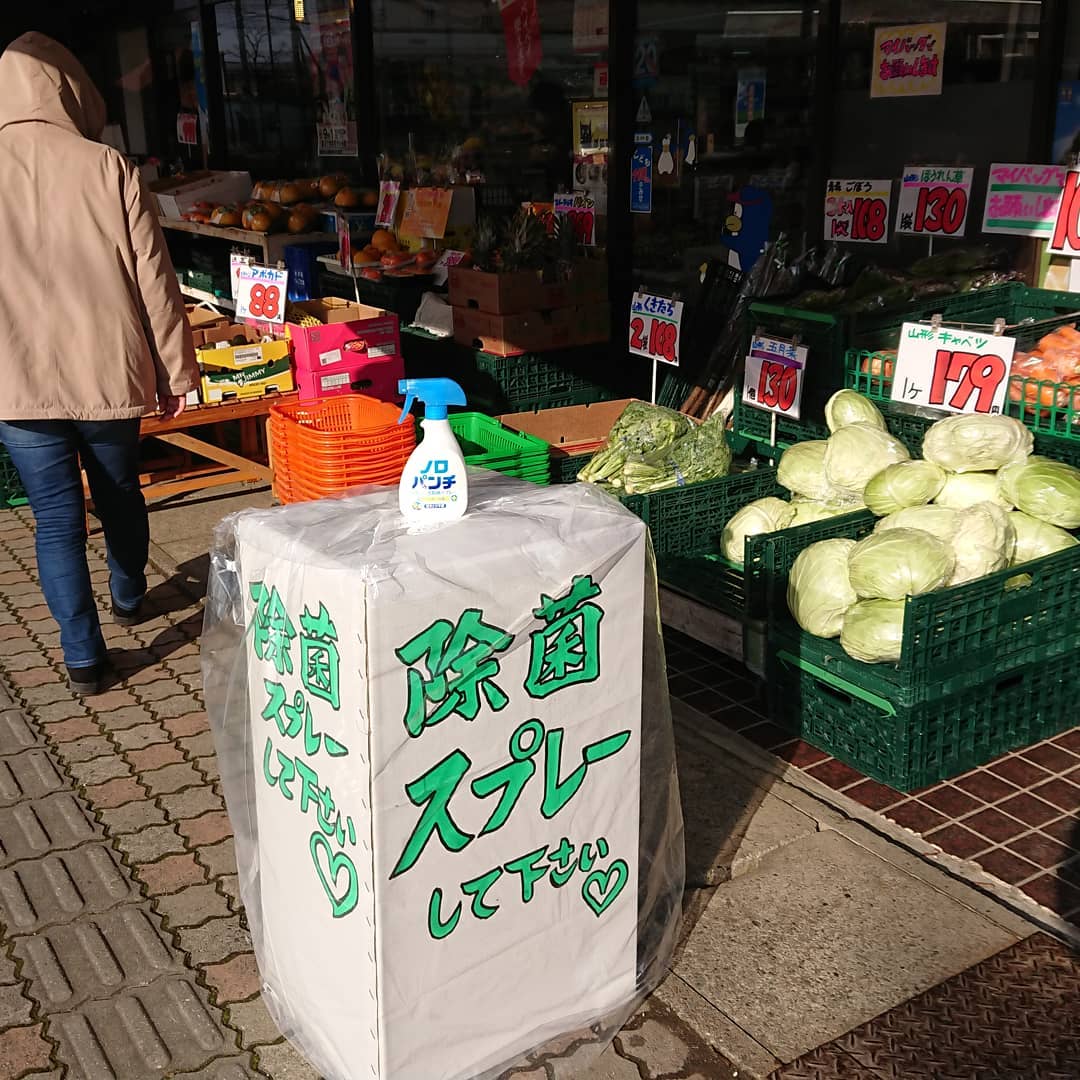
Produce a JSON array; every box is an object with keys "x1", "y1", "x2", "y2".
[
  {"x1": 153, "y1": 170, "x2": 252, "y2": 218},
  {"x1": 185, "y1": 304, "x2": 231, "y2": 333},
  {"x1": 449, "y1": 262, "x2": 607, "y2": 316},
  {"x1": 193, "y1": 322, "x2": 292, "y2": 369},
  {"x1": 201, "y1": 359, "x2": 295, "y2": 403},
  {"x1": 453, "y1": 306, "x2": 576, "y2": 356},
  {"x1": 497, "y1": 399, "x2": 633, "y2": 457}
]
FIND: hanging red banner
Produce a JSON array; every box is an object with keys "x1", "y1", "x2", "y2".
[{"x1": 499, "y1": 0, "x2": 542, "y2": 87}]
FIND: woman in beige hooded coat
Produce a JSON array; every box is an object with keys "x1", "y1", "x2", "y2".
[{"x1": 0, "y1": 33, "x2": 200, "y2": 694}]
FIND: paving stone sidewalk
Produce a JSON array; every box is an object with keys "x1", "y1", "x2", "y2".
[{"x1": 0, "y1": 507, "x2": 723, "y2": 1080}]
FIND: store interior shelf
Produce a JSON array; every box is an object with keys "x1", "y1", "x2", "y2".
[{"x1": 159, "y1": 217, "x2": 335, "y2": 264}]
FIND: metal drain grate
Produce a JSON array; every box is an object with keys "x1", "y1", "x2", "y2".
[{"x1": 775, "y1": 933, "x2": 1080, "y2": 1079}]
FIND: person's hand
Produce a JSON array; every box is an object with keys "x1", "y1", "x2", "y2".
[{"x1": 159, "y1": 394, "x2": 186, "y2": 420}]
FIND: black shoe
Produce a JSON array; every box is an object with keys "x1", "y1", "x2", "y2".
[
  {"x1": 111, "y1": 598, "x2": 144, "y2": 627},
  {"x1": 66, "y1": 662, "x2": 106, "y2": 696}
]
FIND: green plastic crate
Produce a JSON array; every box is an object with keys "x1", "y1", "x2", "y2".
[
  {"x1": 551, "y1": 451, "x2": 589, "y2": 484},
  {"x1": 448, "y1": 412, "x2": 551, "y2": 484},
  {"x1": 768, "y1": 641, "x2": 1077, "y2": 791},
  {"x1": 0, "y1": 448, "x2": 27, "y2": 508},
  {"x1": 766, "y1": 515, "x2": 1080, "y2": 708},
  {"x1": 470, "y1": 349, "x2": 616, "y2": 413}
]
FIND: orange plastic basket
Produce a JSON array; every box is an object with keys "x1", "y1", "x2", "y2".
[{"x1": 270, "y1": 393, "x2": 416, "y2": 505}]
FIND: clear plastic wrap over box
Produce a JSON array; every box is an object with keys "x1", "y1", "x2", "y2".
[{"x1": 202, "y1": 472, "x2": 684, "y2": 1080}]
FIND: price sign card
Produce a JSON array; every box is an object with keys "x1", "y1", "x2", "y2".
[
  {"x1": 554, "y1": 192, "x2": 597, "y2": 245},
  {"x1": 824, "y1": 179, "x2": 892, "y2": 243},
  {"x1": 896, "y1": 166, "x2": 974, "y2": 236},
  {"x1": 742, "y1": 335, "x2": 808, "y2": 419},
  {"x1": 629, "y1": 291, "x2": 683, "y2": 366},
  {"x1": 891, "y1": 322, "x2": 1016, "y2": 416},
  {"x1": 983, "y1": 163, "x2": 1067, "y2": 239},
  {"x1": 235, "y1": 265, "x2": 288, "y2": 324},
  {"x1": 1049, "y1": 169, "x2": 1080, "y2": 257},
  {"x1": 230, "y1": 252, "x2": 254, "y2": 299},
  {"x1": 375, "y1": 180, "x2": 401, "y2": 228}
]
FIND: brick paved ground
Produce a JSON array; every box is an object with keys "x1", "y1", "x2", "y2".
[{"x1": 0, "y1": 507, "x2": 723, "y2": 1080}]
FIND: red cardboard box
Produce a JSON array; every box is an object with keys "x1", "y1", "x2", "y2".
[{"x1": 287, "y1": 299, "x2": 404, "y2": 401}]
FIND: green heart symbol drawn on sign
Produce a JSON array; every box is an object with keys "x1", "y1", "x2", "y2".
[
  {"x1": 309, "y1": 832, "x2": 359, "y2": 919},
  {"x1": 581, "y1": 859, "x2": 629, "y2": 917}
]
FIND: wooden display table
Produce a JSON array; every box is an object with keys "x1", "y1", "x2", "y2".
[
  {"x1": 137, "y1": 394, "x2": 292, "y2": 500},
  {"x1": 158, "y1": 217, "x2": 334, "y2": 265}
]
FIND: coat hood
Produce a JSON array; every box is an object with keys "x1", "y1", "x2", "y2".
[{"x1": 0, "y1": 32, "x2": 106, "y2": 139}]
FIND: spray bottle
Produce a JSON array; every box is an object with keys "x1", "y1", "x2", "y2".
[{"x1": 397, "y1": 378, "x2": 469, "y2": 525}]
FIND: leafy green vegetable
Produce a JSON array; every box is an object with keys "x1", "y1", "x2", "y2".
[
  {"x1": 875, "y1": 504, "x2": 961, "y2": 543},
  {"x1": 934, "y1": 472, "x2": 1012, "y2": 510},
  {"x1": 949, "y1": 503, "x2": 1013, "y2": 585},
  {"x1": 578, "y1": 402, "x2": 694, "y2": 485},
  {"x1": 621, "y1": 414, "x2": 732, "y2": 494}
]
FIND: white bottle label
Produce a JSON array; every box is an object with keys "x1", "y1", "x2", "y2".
[{"x1": 406, "y1": 457, "x2": 461, "y2": 513}]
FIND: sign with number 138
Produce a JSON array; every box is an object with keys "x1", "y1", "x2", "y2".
[{"x1": 629, "y1": 291, "x2": 683, "y2": 366}]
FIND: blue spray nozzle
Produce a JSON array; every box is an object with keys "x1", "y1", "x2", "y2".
[{"x1": 397, "y1": 378, "x2": 467, "y2": 423}]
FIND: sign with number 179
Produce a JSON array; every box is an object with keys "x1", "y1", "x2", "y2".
[
  {"x1": 890, "y1": 322, "x2": 1016, "y2": 416},
  {"x1": 629, "y1": 291, "x2": 683, "y2": 366}
]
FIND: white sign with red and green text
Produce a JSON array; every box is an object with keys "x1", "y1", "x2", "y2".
[
  {"x1": 742, "y1": 335, "x2": 808, "y2": 420},
  {"x1": 895, "y1": 166, "x2": 974, "y2": 237},
  {"x1": 825, "y1": 179, "x2": 892, "y2": 244},
  {"x1": 890, "y1": 322, "x2": 1016, "y2": 416},
  {"x1": 629, "y1": 292, "x2": 682, "y2": 366}
]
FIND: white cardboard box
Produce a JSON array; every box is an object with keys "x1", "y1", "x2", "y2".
[
  {"x1": 234, "y1": 482, "x2": 645, "y2": 1080},
  {"x1": 154, "y1": 170, "x2": 252, "y2": 218}
]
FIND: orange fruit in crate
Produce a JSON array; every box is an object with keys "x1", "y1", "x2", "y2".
[{"x1": 370, "y1": 229, "x2": 399, "y2": 253}]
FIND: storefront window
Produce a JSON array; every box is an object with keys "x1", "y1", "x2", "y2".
[
  {"x1": 629, "y1": 1, "x2": 820, "y2": 294},
  {"x1": 371, "y1": 1, "x2": 610, "y2": 220},
  {"x1": 213, "y1": 0, "x2": 357, "y2": 176}
]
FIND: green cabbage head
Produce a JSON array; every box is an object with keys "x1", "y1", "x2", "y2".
[
  {"x1": 841, "y1": 599, "x2": 906, "y2": 663},
  {"x1": 935, "y1": 472, "x2": 1013, "y2": 510},
  {"x1": 875, "y1": 504, "x2": 962, "y2": 543},
  {"x1": 997, "y1": 458, "x2": 1080, "y2": 529},
  {"x1": 922, "y1": 413, "x2": 1033, "y2": 473},
  {"x1": 788, "y1": 499, "x2": 852, "y2": 527},
  {"x1": 824, "y1": 423, "x2": 910, "y2": 495},
  {"x1": 863, "y1": 460, "x2": 946, "y2": 516},
  {"x1": 720, "y1": 497, "x2": 795, "y2": 565},
  {"x1": 1009, "y1": 511, "x2": 1079, "y2": 565},
  {"x1": 848, "y1": 527, "x2": 955, "y2": 599},
  {"x1": 949, "y1": 503, "x2": 1014, "y2": 585},
  {"x1": 787, "y1": 539, "x2": 858, "y2": 638},
  {"x1": 824, "y1": 390, "x2": 886, "y2": 433}
]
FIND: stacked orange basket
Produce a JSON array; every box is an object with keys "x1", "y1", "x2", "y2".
[{"x1": 269, "y1": 394, "x2": 416, "y2": 504}]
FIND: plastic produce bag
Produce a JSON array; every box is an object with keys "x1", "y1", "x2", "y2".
[
  {"x1": 787, "y1": 539, "x2": 857, "y2": 638},
  {"x1": 621, "y1": 414, "x2": 732, "y2": 494},
  {"x1": 578, "y1": 402, "x2": 694, "y2": 486},
  {"x1": 201, "y1": 473, "x2": 685, "y2": 1080}
]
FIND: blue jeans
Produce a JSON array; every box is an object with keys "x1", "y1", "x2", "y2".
[{"x1": 0, "y1": 420, "x2": 148, "y2": 669}]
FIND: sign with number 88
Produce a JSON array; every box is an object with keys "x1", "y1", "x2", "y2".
[{"x1": 248, "y1": 283, "x2": 281, "y2": 320}]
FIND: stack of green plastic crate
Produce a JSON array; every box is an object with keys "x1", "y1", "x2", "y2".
[
  {"x1": 449, "y1": 413, "x2": 551, "y2": 485},
  {"x1": 0, "y1": 447, "x2": 27, "y2": 508}
]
